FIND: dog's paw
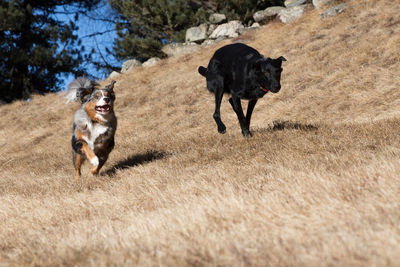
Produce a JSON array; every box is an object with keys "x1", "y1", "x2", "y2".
[
  {"x1": 218, "y1": 125, "x2": 226, "y2": 134},
  {"x1": 218, "y1": 129, "x2": 226, "y2": 134},
  {"x1": 242, "y1": 129, "x2": 252, "y2": 137},
  {"x1": 90, "y1": 156, "x2": 99, "y2": 166}
]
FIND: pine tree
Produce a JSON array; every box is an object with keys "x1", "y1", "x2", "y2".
[
  {"x1": 0, "y1": 0, "x2": 99, "y2": 103},
  {"x1": 109, "y1": 0, "x2": 284, "y2": 61},
  {"x1": 109, "y1": 0, "x2": 209, "y2": 61},
  {"x1": 214, "y1": 0, "x2": 284, "y2": 24}
]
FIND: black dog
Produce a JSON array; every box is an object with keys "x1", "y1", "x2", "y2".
[{"x1": 198, "y1": 43, "x2": 286, "y2": 137}]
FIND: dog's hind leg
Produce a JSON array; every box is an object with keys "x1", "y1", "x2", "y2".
[
  {"x1": 230, "y1": 95, "x2": 251, "y2": 137},
  {"x1": 73, "y1": 152, "x2": 85, "y2": 180},
  {"x1": 245, "y1": 99, "x2": 258, "y2": 130},
  {"x1": 213, "y1": 88, "x2": 226, "y2": 134}
]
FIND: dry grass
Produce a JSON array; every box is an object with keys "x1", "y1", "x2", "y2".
[{"x1": 1, "y1": 0, "x2": 400, "y2": 265}]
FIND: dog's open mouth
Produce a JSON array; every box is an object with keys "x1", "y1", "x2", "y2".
[{"x1": 95, "y1": 104, "x2": 111, "y2": 114}]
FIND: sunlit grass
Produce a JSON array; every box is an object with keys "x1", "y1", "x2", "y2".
[{"x1": 1, "y1": 0, "x2": 400, "y2": 265}]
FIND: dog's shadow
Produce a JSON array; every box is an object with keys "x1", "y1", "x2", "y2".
[
  {"x1": 104, "y1": 150, "x2": 168, "y2": 176},
  {"x1": 256, "y1": 120, "x2": 319, "y2": 133}
]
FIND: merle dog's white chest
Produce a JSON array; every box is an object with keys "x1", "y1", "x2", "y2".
[{"x1": 83, "y1": 123, "x2": 109, "y2": 149}]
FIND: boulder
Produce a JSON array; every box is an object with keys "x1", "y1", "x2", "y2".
[
  {"x1": 201, "y1": 36, "x2": 225, "y2": 47},
  {"x1": 285, "y1": 0, "x2": 310, "y2": 8},
  {"x1": 278, "y1": 5, "x2": 306, "y2": 23},
  {"x1": 209, "y1": 13, "x2": 227, "y2": 24},
  {"x1": 321, "y1": 3, "x2": 347, "y2": 19},
  {"x1": 142, "y1": 57, "x2": 161, "y2": 67},
  {"x1": 312, "y1": 0, "x2": 333, "y2": 8},
  {"x1": 185, "y1": 24, "x2": 208, "y2": 43},
  {"x1": 121, "y1": 59, "x2": 142, "y2": 73},
  {"x1": 209, "y1": 20, "x2": 244, "y2": 39},
  {"x1": 201, "y1": 39, "x2": 215, "y2": 46},
  {"x1": 251, "y1": 22, "x2": 260, "y2": 28},
  {"x1": 253, "y1": 6, "x2": 285, "y2": 23},
  {"x1": 109, "y1": 71, "x2": 120, "y2": 79},
  {"x1": 237, "y1": 27, "x2": 250, "y2": 35},
  {"x1": 207, "y1": 24, "x2": 217, "y2": 35},
  {"x1": 161, "y1": 42, "x2": 200, "y2": 57}
]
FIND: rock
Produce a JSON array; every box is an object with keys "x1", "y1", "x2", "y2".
[
  {"x1": 209, "y1": 20, "x2": 244, "y2": 39},
  {"x1": 161, "y1": 42, "x2": 200, "y2": 57},
  {"x1": 109, "y1": 71, "x2": 120, "y2": 79},
  {"x1": 215, "y1": 36, "x2": 226, "y2": 43},
  {"x1": 142, "y1": 57, "x2": 161, "y2": 67},
  {"x1": 209, "y1": 13, "x2": 227, "y2": 24},
  {"x1": 185, "y1": 24, "x2": 208, "y2": 43},
  {"x1": 202, "y1": 36, "x2": 225, "y2": 46},
  {"x1": 251, "y1": 22, "x2": 260, "y2": 28},
  {"x1": 201, "y1": 39, "x2": 215, "y2": 46},
  {"x1": 285, "y1": 0, "x2": 310, "y2": 8},
  {"x1": 321, "y1": 3, "x2": 347, "y2": 19},
  {"x1": 237, "y1": 27, "x2": 249, "y2": 35},
  {"x1": 312, "y1": 0, "x2": 333, "y2": 8},
  {"x1": 253, "y1": 6, "x2": 285, "y2": 23},
  {"x1": 121, "y1": 59, "x2": 142, "y2": 73},
  {"x1": 278, "y1": 5, "x2": 306, "y2": 23},
  {"x1": 207, "y1": 24, "x2": 217, "y2": 35}
]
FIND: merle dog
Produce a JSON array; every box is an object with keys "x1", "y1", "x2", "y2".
[{"x1": 198, "y1": 43, "x2": 286, "y2": 137}]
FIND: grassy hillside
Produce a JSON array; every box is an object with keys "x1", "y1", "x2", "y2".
[{"x1": 1, "y1": 0, "x2": 400, "y2": 265}]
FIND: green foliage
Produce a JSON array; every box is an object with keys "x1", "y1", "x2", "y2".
[
  {"x1": 109, "y1": 0, "x2": 210, "y2": 61},
  {"x1": 110, "y1": 0, "x2": 284, "y2": 61},
  {"x1": 0, "y1": 0, "x2": 98, "y2": 103},
  {"x1": 214, "y1": 0, "x2": 285, "y2": 24}
]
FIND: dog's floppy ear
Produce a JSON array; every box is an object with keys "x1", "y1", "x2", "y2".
[
  {"x1": 77, "y1": 77, "x2": 97, "y2": 102},
  {"x1": 78, "y1": 89, "x2": 92, "y2": 102},
  {"x1": 278, "y1": 56, "x2": 287, "y2": 62},
  {"x1": 65, "y1": 76, "x2": 97, "y2": 103}
]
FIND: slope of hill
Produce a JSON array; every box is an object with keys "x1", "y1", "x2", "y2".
[{"x1": 1, "y1": 0, "x2": 400, "y2": 265}]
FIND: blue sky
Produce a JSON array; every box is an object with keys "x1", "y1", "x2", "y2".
[{"x1": 54, "y1": 2, "x2": 123, "y2": 89}]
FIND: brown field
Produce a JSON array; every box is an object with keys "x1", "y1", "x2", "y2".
[{"x1": 1, "y1": 0, "x2": 400, "y2": 265}]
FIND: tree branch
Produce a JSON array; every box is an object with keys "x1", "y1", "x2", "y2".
[{"x1": 81, "y1": 29, "x2": 116, "y2": 39}]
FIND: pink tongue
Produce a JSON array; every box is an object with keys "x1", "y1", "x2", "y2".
[{"x1": 97, "y1": 106, "x2": 108, "y2": 112}]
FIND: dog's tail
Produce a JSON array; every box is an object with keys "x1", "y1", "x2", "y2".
[
  {"x1": 64, "y1": 76, "x2": 98, "y2": 103},
  {"x1": 198, "y1": 66, "x2": 207, "y2": 77}
]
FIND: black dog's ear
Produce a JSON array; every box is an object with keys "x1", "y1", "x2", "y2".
[
  {"x1": 255, "y1": 58, "x2": 264, "y2": 64},
  {"x1": 254, "y1": 57, "x2": 267, "y2": 68},
  {"x1": 278, "y1": 56, "x2": 287, "y2": 62}
]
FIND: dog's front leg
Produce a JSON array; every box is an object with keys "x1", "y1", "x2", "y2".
[
  {"x1": 230, "y1": 95, "x2": 251, "y2": 137},
  {"x1": 229, "y1": 98, "x2": 257, "y2": 131},
  {"x1": 245, "y1": 99, "x2": 258, "y2": 130},
  {"x1": 89, "y1": 155, "x2": 108, "y2": 176},
  {"x1": 76, "y1": 141, "x2": 99, "y2": 178}
]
